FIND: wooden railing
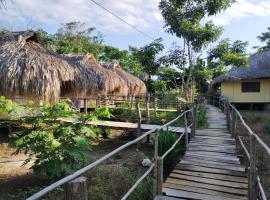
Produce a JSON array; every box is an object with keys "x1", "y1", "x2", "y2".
[
  {"x1": 26, "y1": 106, "x2": 196, "y2": 200},
  {"x1": 211, "y1": 96, "x2": 269, "y2": 200}
]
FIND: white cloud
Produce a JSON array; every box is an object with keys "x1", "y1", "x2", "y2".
[
  {"x1": 210, "y1": 0, "x2": 270, "y2": 26},
  {"x1": 0, "y1": 0, "x2": 163, "y2": 32}
]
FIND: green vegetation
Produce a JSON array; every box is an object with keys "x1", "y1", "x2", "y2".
[
  {"x1": 158, "y1": 130, "x2": 185, "y2": 173},
  {"x1": 87, "y1": 166, "x2": 153, "y2": 200},
  {"x1": 197, "y1": 106, "x2": 209, "y2": 128},
  {"x1": 243, "y1": 111, "x2": 270, "y2": 135},
  {"x1": 0, "y1": 97, "x2": 112, "y2": 180}
]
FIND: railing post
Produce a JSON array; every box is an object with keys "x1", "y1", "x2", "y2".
[
  {"x1": 231, "y1": 109, "x2": 237, "y2": 138},
  {"x1": 83, "y1": 99, "x2": 87, "y2": 114},
  {"x1": 248, "y1": 134, "x2": 258, "y2": 200},
  {"x1": 153, "y1": 129, "x2": 159, "y2": 197},
  {"x1": 65, "y1": 176, "x2": 88, "y2": 200},
  {"x1": 154, "y1": 97, "x2": 158, "y2": 117},
  {"x1": 191, "y1": 106, "x2": 197, "y2": 138},
  {"x1": 136, "y1": 100, "x2": 142, "y2": 148},
  {"x1": 145, "y1": 94, "x2": 150, "y2": 123},
  {"x1": 184, "y1": 112, "x2": 189, "y2": 149},
  {"x1": 156, "y1": 157, "x2": 163, "y2": 195}
]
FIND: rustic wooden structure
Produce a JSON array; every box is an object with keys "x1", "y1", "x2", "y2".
[
  {"x1": 26, "y1": 107, "x2": 195, "y2": 200},
  {"x1": 25, "y1": 97, "x2": 269, "y2": 200}
]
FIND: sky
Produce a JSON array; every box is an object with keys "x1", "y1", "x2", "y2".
[{"x1": 1, "y1": 0, "x2": 270, "y2": 54}]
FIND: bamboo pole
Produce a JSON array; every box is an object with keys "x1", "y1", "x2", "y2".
[
  {"x1": 248, "y1": 134, "x2": 258, "y2": 200},
  {"x1": 136, "y1": 100, "x2": 142, "y2": 148}
]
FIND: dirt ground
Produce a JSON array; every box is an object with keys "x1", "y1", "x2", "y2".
[{"x1": 0, "y1": 129, "x2": 154, "y2": 200}]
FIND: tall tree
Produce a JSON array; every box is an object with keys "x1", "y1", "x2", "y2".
[
  {"x1": 207, "y1": 39, "x2": 248, "y2": 77},
  {"x1": 159, "y1": 0, "x2": 234, "y2": 101},
  {"x1": 159, "y1": 43, "x2": 187, "y2": 94},
  {"x1": 133, "y1": 38, "x2": 164, "y2": 81},
  {"x1": 257, "y1": 27, "x2": 270, "y2": 51}
]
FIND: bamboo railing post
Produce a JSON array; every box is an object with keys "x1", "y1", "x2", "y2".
[
  {"x1": 65, "y1": 176, "x2": 87, "y2": 200},
  {"x1": 154, "y1": 98, "x2": 158, "y2": 117},
  {"x1": 191, "y1": 106, "x2": 197, "y2": 138},
  {"x1": 248, "y1": 134, "x2": 258, "y2": 200},
  {"x1": 83, "y1": 99, "x2": 87, "y2": 114},
  {"x1": 136, "y1": 100, "x2": 142, "y2": 148},
  {"x1": 156, "y1": 157, "x2": 163, "y2": 195},
  {"x1": 146, "y1": 94, "x2": 151, "y2": 143},
  {"x1": 184, "y1": 113, "x2": 189, "y2": 149},
  {"x1": 231, "y1": 109, "x2": 236, "y2": 138},
  {"x1": 153, "y1": 129, "x2": 159, "y2": 197},
  {"x1": 145, "y1": 94, "x2": 150, "y2": 123}
]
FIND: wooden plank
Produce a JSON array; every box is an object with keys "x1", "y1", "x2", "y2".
[
  {"x1": 189, "y1": 143, "x2": 235, "y2": 149},
  {"x1": 175, "y1": 164, "x2": 245, "y2": 177},
  {"x1": 180, "y1": 160, "x2": 245, "y2": 172},
  {"x1": 191, "y1": 139, "x2": 235, "y2": 145},
  {"x1": 169, "y1": 173, "x2": 248, "y2": 188},
  {"x1": 59, "y1": 118, "x2": 189, "y2": 133},
  {"x1": 186, "y1": 151, "x2": 237, "y2": 157},
  {"x1": 195, "y1": 136, "x2": 234, "y2": 141},
  {"x1": 163, "y1": 188, "x2": 246, "y2": 200},
  {"x1": 182, "y1": 157, "x2": 245, "y2": 169},
  {"x1": 163, "y1": 183, "x2": 247, "y2": 200},
  {"x1": 188, "y1": 146, "x2": 236, "y2": 154},
  {"x1": 172, "y1": 169, "x2": 248, "y2": 183},
  {"x1": 185, "y1": 154, "x2": 240, "y2": 164},
  {"x1": 154, "y1": 195, "x2": 184, "y2": 200}
]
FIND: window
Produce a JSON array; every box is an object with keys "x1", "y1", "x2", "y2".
[{"x1": 241, "y1": 82, "x2": 260, "y2": 92}]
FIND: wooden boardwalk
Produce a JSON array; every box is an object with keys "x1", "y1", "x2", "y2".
[
  {"x1": 160, "y1": 105, "x2": 248, "y2": 200},
  {"x1": 59, "y1": 118, "x2": 190, "y2": 133}
]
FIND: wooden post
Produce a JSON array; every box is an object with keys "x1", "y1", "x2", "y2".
[
  {"x1": 154, "y1": 98, "x2": 158, "y2": 117},
  {"x1": 83, "y1": 99, "x2": 87, "y2": 114},
  {"x1": 96, "y1": 98, "x2": 99, "y2": 108},
  {"x1": 231, "y1": 110, "x2": 237, "y2": 138},
  {"x1": 191, "y1": 106, "x2": 197, "y2": 138},
  {"x1": 153, "y1": 129, "x2": 159, "y2": 197},
  {"x1": 156, "y1": 157, "x2": 163, "y2": 195},
  {"x1": 248, "y1": 134, "x2": 258, "y2": 200},
  {"x1": 136, "y1": 100, "x2": 142, "y2": 147},
  {"x1": 65, "y1": 176, "x2": 87, "y2": 200},
  {"x1": 145, "y1": 94, "x2": 150, "y2": 123},
  {"x1": 146, "y1": 94, "x2": 151, "y2": 143},
  {"x1": 184, "y1": 113, "x2": 189, "y2": 149}
]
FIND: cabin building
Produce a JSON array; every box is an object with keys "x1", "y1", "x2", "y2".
[{"x1": 211, "y1": 50, "x2": 270, "y2": 110}]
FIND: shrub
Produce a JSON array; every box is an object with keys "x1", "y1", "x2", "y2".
[
  {"x1": 122, "y1": 167, "x2": 153, "y2": 200},
  {"x1": 263, "y1": 118, "x2": 270, "y2": 134},
  {"x1": 197, "y1": 106, "x2": 209, "y2": 128},
  {"x1": 14, "y1": 100, "x2": 97, "y2": 180},
  {"x1": 158, "y1": 130, "x2": 185, "y2": 173},
  {"x1": 100, "y1": 128, "x2": 112, "y2": 138}
]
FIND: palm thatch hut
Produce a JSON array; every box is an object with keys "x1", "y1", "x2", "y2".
[
  {"x1": 0, "y1": 30, "x2": 142, "y2": 102},
  {"x1": 100, "y1": 61, "x2": 147, "y2": 97},
  {"x1": 65, "y1": 54, "x2": 129, "y2": 97},
  {"x1": 211, "y1": 50, "x2": 270, "y2": 110}
]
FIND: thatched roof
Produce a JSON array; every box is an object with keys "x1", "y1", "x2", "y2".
[
  {"x1": 101, "y1": 61, "x2": 147, "y2": 97},
  {"x1": 211, "y1": 50, "x2": 270, "y2": 86},
  {"x1": 0, "y1": 30, "x2": 143, "y2": 101},
  {"x1": 66, "y1": 54, "x2": 129, "y2": 97}
]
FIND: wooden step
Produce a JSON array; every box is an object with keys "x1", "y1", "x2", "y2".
[
  {"x1": 172, "y1": 169, "x2": 248, "y2": 183},
  {"x1": 163, "y1": 183, "x2": 247, "y2": 199},
  {"x1": 163, "y1": 188, "x2": 247, "y2": 200}
]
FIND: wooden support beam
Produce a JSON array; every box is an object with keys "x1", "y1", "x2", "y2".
[
  {"x1": 156, "y1": 157, "x2": 163, "y2": 195},
  {"x1": 65, "y1": 176, "x2": 87, "y2": 200},
  {"x1": 136, "y1": 100, "x2": 142, "y2": 148},
  {"x1": 83, "y1": 99, "x2": 87, "y2": 114},
  {"x1": 248, "y1": 134, "x2": 258, "y2": 200},
  {"x1": 191, "y1": 106, "x2": 196, "y2": 138}
]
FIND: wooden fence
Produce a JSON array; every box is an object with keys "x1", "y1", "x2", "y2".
[
  {"x1": 26, "y1": 107, "x2": 196, "y2": 200},
  {"x1": 213, "y1": 96, "x2": 269, "y2": 200}
]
